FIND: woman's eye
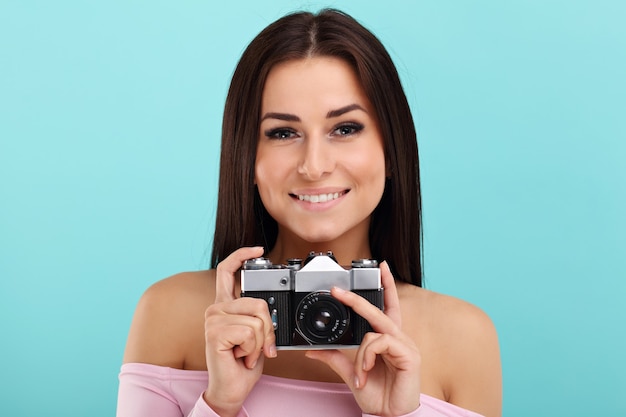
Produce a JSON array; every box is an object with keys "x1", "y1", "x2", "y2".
[
  {"x1": 332, "y1": 123, "x2": 364, "y2": 137},
  {"x1": 265, "y1": 128, "x2": 297, "y2": 140}
]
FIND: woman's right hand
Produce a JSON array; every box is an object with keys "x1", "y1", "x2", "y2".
[{"x1": 202, "y1": 246, "x2": 277, "y2": 417}]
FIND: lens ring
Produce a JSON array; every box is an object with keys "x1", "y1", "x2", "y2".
[{"x1": 295, "y1": 291, "x2": 350, "y2": 344}]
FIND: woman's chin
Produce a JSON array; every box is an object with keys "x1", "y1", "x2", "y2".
[
  {"x1": 296, "y1": 232, "x2": 340, "y2": 245},
  {"x1": 292, "y1": 229, "x2": 359, "y2": 249}
]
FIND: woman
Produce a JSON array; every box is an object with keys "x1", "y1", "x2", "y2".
[{"x1": 118, "y1": 9, "x2": 502, "y2": 417}]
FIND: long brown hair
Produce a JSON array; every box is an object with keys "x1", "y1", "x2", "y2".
[{"x1": 211, "y1": 9, "x2": 423, "y2": 286}]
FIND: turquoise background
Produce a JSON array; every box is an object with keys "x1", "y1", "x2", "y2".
[{"x1": 1, "y1": 0, "x2": 624, "y2": 415}]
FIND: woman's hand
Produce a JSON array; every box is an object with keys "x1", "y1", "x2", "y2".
[
  {"x1": 305, "y1": 262, "x2": 421, "y2": 417},
  {"x1": 203, "y1": 247, "x2": 277, "y2": 417}
]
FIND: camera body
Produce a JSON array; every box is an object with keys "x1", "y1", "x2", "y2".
[{"x1": 241, "y1": 251, "x2": 383, "y2": 350}]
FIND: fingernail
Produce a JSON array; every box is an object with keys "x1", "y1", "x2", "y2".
[
  {"x1": 269, "y1": 344, "x2": 277, "y2": 358},
  {"x1": 250, "y1": 359, "x2": 257, "y2": 369},
  {"x1": 353, "y1": 375, "x2": 360, "y2": 389},
  {"x1": 333, "y1": 286, "x2": 346, "y2": 294}
]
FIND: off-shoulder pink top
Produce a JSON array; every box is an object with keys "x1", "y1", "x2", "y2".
[{"x1": 117, "y1": 363, "x2": 483, "y2": 417}]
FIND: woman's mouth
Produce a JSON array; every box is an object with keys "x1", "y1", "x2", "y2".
[{"x1": 290, "y1": 190, "x2": 348, "y2": 203}]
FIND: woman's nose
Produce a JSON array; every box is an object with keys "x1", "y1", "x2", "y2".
[{"x1": 297, "y1": 137, "x2": 335, "y2": 180}]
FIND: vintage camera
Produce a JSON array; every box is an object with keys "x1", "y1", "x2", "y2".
[{"x1": 240, "y1": 251, "x2": 383, "y2": 349}]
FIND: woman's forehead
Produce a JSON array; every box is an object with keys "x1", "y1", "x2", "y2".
[{"x1": 261, "y1": 57, "x2": 373, "y2": 117}]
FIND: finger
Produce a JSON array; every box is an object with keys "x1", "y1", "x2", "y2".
[
  {"x1": 212, "y1": 326, "x2": 262, "y2": 370},
  {"x1": 233, "y1": 329, "x2": 264, "y2": 369},
  {"x1": 356, "y1": 333, "x2": 384, "y2": 371},
  {"x1": 263, "y1": 329, "x2": 278, "y2": 359},
  {"x1": 230, "y1": 316, "x2": 275, "y2": 366},
  {"x1": 219, "y1": 297, "x2": 277, "y2": 358},
  {"x1": 211, "y1": 318, "x2": 265, "y2": 369},
  {"x1": 330, "y1": 286, "x2": 399, "y2": 336},
  {"x1": 215, "y1": 246, "x2": 264, "y2": 302},
  {"x1": 205, "y1": 298, "x2": 277, "y2": 362},
  {"x1": 356, "y1": 332, "x2": 419, "y2": 387},
  {"x1": 380, "y1": 261, "x2": 402, "y2": 326},
  {"x1": 305, "y1": 350, "x2": 359, "y2": 389},
  {"x1": 353, "y1": 332, "x2": 383, "y2": 387}
]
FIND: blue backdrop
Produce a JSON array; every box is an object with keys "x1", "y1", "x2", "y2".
[{"x1": 1, "y1": 1, "x2": 624, "y2": 416}]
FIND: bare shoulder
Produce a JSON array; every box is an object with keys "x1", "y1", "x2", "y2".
[
  {"x1": 398, "y1": 284, "x2": 497, "y2": 340},
  {"x1": 397, "y1": 283, "x2": 502, "y2": 417},
  {"x1": 122, "y1": 270, "x2": 216, "y2": 369}
]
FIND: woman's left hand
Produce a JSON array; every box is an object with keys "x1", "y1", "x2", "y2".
[{"x1": 305, "y1": 261, "x2": 421, "y2": 416}]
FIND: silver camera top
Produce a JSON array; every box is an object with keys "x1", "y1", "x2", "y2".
[
  {"x1": 296, "y1": 254, "x2": 351, "y2": 292},
  {"x1": 241, "y1": 251, "x2": 381, "y2": 292},
  {"x1": 352, "y1": 259, "x2": 379, "y2": 268}
]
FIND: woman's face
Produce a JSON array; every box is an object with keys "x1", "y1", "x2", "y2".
[{"x1": 255, "y1": 56, "x2": 386, "y2": 247}]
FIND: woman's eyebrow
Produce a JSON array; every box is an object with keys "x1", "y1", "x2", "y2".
[
  {"x1": 260, "y1": 112, "x2": 300, "y2": 122},
  {"x1": 326, "y1": 103, "x2": 366, "y2": 118},
  {"x1": 260, "y1": 103, "x2": 366, "y2": 122}
]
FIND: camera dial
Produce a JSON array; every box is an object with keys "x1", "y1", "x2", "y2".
[
  {"x1": 352, "y1": 259, "x2": 378, "y2": 268},
  {"x1": 286, "y1": 258, "x2": 303, "y2": 271},
  {"x1": 243, "y1": 257, "x2": 273, "y2": 270}
]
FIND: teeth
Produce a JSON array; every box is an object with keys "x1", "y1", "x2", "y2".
[{"x1": 297, "y1": 192, "x2": 342, "y2": 203}]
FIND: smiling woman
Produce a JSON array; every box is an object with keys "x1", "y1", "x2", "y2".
[
  {"x1": 255, "y1": 57, "x2": 387, "y2": 252},
  {"x1": 117, "y1": 8, "x2": 502, "y2": 417},
  {"x1": 212, "y1": 9, "x2": 425, "y2": 288}
]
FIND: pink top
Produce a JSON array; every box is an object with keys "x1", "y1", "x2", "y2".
[{"x1": 117, "y1": 363, "x2": 483, "y2": 417}]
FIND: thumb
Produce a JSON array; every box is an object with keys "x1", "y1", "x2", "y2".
[{"x1": 215, "y1": 246, "x2": 264, "y2": 302}]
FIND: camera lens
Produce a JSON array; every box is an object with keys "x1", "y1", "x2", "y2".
[
  {"x1": 295, "y1": 291, "x2": 349, "y2": 345},
  {"x1": 313, "y1": 310, "x2": 332, "y2": 331}
]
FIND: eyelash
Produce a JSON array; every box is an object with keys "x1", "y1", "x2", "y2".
[
  {"x1": 332, "y1": 122, "x2": 364, "y2": 137},
  {"x1": 264, "y1": 122, "x2": 365, "y2": 140},
  {"x1": 264, "y1": 127, "x2": 298, "y2": 140}
]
